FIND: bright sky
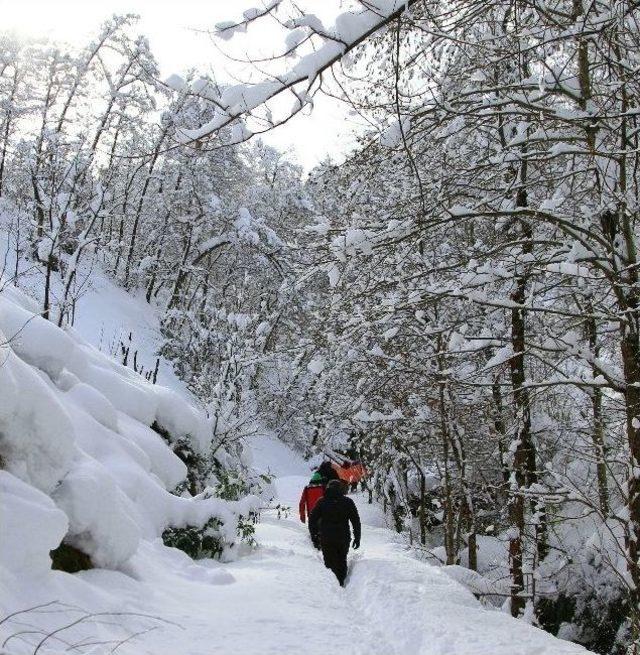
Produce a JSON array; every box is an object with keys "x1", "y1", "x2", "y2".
[{"x1": 0, "y1": 0, "x2": 363, "y2": 171}]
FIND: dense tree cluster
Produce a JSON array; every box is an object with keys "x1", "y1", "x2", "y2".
[
  {"x1": 4, "y1": 1, "x2": 640, "y2": 651},
  {"x1": 200, "y1": 1, "x2": 640, "y2": 651},
  {"x1": 0, "y1": 18, "x2": 315, "y2": 463}
]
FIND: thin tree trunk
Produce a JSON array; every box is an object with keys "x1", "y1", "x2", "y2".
[
  {"x1": 43, "y1": 248, "x2": 55, "y2": 320},
  {"x1": 0, "y1": 68, "x2": 18, "y2": 197},
  {"x1": 621, "y1": 326, "x2": 640, "y2": 640},
  {"x1": 419, "y1": 465, "x2": 427, "y2": 546},
  {"x1": 507, "y1": 188, "x2": 534, "y2": 617},
  {"x1": 586, "y1": 309, "x2": 610, "y2": 516}
]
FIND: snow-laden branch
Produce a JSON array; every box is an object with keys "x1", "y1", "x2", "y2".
[{"x1": 168, "y1": 0, "x2": 418, "y2": 145}]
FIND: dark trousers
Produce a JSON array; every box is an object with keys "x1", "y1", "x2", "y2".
[
  {"x1": 309, "y1": 524, "x2": 320, "y2": 548},
  {"x1": 320, "y1": 539, "x2": 349, "y2": 586}
]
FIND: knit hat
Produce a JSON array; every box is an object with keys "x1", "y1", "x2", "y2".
[
  {"x1": 325, "y1": 479, "x2": 345, "y2": 495},
  {"x1": 310, "y1": 472, "x2": 323, "y2": 483}
]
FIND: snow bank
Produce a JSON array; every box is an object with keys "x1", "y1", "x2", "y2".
[
  {"x1": 65, "y1": 382, "x2": 119, "y2": 431},
  {"x1": 75, "y1": 352, "x2": 159, "y2": 425},
  {"x1": 0, "y1": 337, "x2": 76, "y2": 493},
  {"x1": 0, "y1": 294, "x2": 81, "y2": 379},
  {"x1": 118, "y1": 413, "x2": 187, "y2": 490},
  {"x1": 442, "y1": 564, "x2": 509, "y2": 600},
  {"x1": 0, "y1": 472, "x2": 68, "y2": 576},
  {"x1": 346, "y1": 523, "x2": 591, "y2": 655},
  {"x1": 153, "y1": 386, "x2": 212, "y2": 454},
  {"x1": 0, "y1": 282, "x2": 257, "y2": 578},
  {"x1": 52, "y1": 456, "x2": 142, "y2": 568}
]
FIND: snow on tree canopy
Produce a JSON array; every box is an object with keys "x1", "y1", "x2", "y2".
[
  {"x1": 178, "y1": 1, "x2": 412, "y2": 144},
  {"x1": 380, "y1": 116, "x2": 411, "y2": 148},
  {"x1": 307, "y1": 357, "x2": 325, "y2": 374}
]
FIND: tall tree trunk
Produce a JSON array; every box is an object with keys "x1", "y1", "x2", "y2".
[
  {"x1": 585, "y1": 308, "x2": 610, "y2": 516},
  {"x1": 42, "y1": 248, "x2": 55, "y2": 321},
  {"x1": 418, "y1": 466, "x2": 427, "y2": 546},
  {"x1": 442, "y1": 438, "x2": 455, "y2": 566},
  {"x1": 123, "y1": 133, "x2": 170, "y2": 288},
  {"x1": 445, "y1": 383, "x2": 478, "y2": 572},
  {"x1": 621, "y1": 324, "x2": 640, "y2": 641},
  {"x1": 0, "y1": 67, "x2": 18, "y2": 197},
  {"x1": 507, "y1": 187, "x2": 535, "y2": 617},
  {"x1": 610, "y1": 16, "x2": 640, "y2": 637},
  {"x1": 492, "y1": 375, "x2": 510, "y2": 494},
  {"x1": 167, "y1": 225, "x2": 194, "y2": 310}
]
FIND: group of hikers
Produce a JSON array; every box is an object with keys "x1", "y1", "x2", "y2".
[{"x1": 298, "y1": 460, "x2": 366, "y2": 586}]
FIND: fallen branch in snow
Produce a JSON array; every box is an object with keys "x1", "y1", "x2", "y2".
[{"x1": 0, "y1": 602, "x2": 184, "y2": 655}]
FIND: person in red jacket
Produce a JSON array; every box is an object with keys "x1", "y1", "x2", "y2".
[{"x1": 299, "y1": 472, "x2": 325, "y2": 548}]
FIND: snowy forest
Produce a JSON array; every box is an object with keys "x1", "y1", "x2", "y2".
[{"x1": 1, "y1": 1, "x2": 639, "y2": 654}]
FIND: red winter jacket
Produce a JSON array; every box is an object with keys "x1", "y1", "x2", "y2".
[{"x1": 299, "y1": 484, "x2": 325, "y2": 523}]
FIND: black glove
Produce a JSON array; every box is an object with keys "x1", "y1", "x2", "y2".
[{"x1": 352, "y1": 539, "x2": 360, "y2": 550}]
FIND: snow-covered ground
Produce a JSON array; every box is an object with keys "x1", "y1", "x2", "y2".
[
  {"x1": 0, "y1": 224, "x2": 188, "y2": 397},
  {"x1": 238, "y1": 436, "x2": 592, "y2": 655},
  {"x1": 1, "y1": 425, "x2": 592, "y2": 655}
]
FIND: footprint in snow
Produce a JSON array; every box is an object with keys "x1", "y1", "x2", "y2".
[{"x1": 184, "y1": 564, "x2": 236, "y2": 585}]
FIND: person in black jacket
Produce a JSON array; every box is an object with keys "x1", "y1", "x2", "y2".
[
  {"x1": 317, "y1": 460, "x2": 340, "y2": 484},
  {"x1": 309, "y1": 479, "x2": 361, "y2": 586}
]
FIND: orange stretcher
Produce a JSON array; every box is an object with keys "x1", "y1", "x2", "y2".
[{"x1": 332, "y1": 461, "x2": 367, "y2": 485}]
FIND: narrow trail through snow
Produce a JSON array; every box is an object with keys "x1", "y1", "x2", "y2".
[
  {"x1": 0, "y1": 263, "x2": 593, "y2": 655},
  {"x1": 114, "y1": 435, "x2": 588, "y2": 655},
  {"x1": 10, "y1": 436, "x2": 590, "y2": 655}
]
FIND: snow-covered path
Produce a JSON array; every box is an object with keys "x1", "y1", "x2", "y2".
[
  {"x1": 113, "y1": 435, "x2": 588, "y2": 655},
  {"x1": 1, "y1": 435, "x2": 591, "y2": 655}
]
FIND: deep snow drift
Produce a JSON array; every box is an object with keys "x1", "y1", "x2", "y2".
[{"x1": 0, "y1": 278, "x2": 260, "y2": 653}]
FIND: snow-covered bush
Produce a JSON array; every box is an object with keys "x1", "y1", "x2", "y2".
[
  {"x1": 534, "y1": 511, "x2": 632, "y2": 654},
  {"x1": 162, "y1": 516, "x2": 226, "y2": 560},
  {"x1": 161, "y1": 482, "x2": 261, "y2": 560},
  {"x1": 0, "y1": 282, "x2": 261, "y2": 578},
  {"x1": 159, "y1": 461, "x2": 269, "y2": 560}
]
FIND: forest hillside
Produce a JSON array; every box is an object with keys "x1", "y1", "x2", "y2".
[{"x1": 1, "y1": 1, "x2": 640, "y2": 654}]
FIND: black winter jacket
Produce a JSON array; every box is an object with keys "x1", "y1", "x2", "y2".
[{"x1": 309, "y1": 486, "x2": 361, "y2": 545}]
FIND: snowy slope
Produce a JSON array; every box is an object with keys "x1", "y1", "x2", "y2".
[
  {"x1": 0, "y1": 221, "x2": 188, "y2": 396},
  {"x1": 0, "y1": 279, "x2": 260, "y2": 654}
]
